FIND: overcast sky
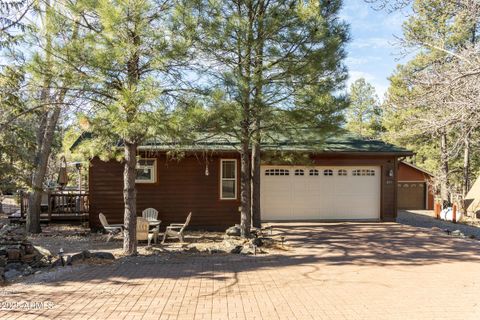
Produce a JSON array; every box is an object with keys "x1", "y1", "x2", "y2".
[{"x1": 341, "y1": 0, "x2": 410, "y2": 99}]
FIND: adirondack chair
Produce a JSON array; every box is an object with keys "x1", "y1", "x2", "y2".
[
  {"x1": 142, "y1": 208, "x2": 159, "y2": 221},
  {"x1": 162, "y1": 212, "x2": 192, "y2": 244},
  {"x1": 99, "y1": 213, "x2": 123, "y2": 242},
  {"x1": 137, "y1": 217, "x2": 158, "y2": 246}
]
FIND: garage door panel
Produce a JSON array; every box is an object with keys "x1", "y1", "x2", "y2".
[{"x1": 261, "y1": 166, "x2": 380, "y2": 220}]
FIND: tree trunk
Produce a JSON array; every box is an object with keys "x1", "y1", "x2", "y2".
[
  {"x1": 123, "y1": 141, "x2": 138, "y2": 255},
  {"x1": 439, "y1": 132, "x2": 450, "y2": 207},
  {"x1": 250, "y1": 0, "x2": 264, "y2": 229},
  {"x1": 240, "y1": 138, "x2": 251, "y2": 238},
  {"x1": 27, "y1": 106, "x2": 61, "y2": 233},
  {"x1": 251, "y1": 137, "x2": 261, "y2": 228},
  {"x1": 462, "y1": 130, "x2": 471, "y2": 198}
]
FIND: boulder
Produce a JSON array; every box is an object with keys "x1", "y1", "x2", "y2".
[
  {"x1": 92, "y1": 252, "x2": 115, "y2": 260},
  {"x1": 250, "y1": 238, "x2": 263, "y2": 247},
  {"x1": 230, "y1": 245, "x2": 243, "y2": 254},
  {"x1": 69, "y1": 252, "x2": 87, "y2": 265},
  {"x1": 33, "y1": 245, "x2": 52, "y2": 258},
  {"x1": 0, "y1": 256, "x2": 6, "y2": 267},
  {"x1": 4, "y1": 269, "x2": 21, "y2": 281},
  {"x1": 452, "y1": 230, "x2": 464, "y2": 237},
  {"x1": 240, "y1": 246, "x2": 254, "y2": 255},
  {"x1": 226, "y1": 225, "x2": 241, "y2": 237}
]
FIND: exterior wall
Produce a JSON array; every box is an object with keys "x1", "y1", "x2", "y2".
[
  {"x1": 89, "y1": 153, "x2": 241, "y2": 230},
  {"x1": 89, "y1": 152, "x2": 401, "y2": 230},
  {"x1": 398, "y1": 162, "x2": 434, "y2": 210},
  {"x1": 309, "y1": 154, "x2": 398, "y2": 221}
]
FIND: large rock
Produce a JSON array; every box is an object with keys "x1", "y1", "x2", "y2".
[
  {"x1": 92, "y1": 252, "x2": 115, "y2": 260},
  {"x1": 250, "y1": 237, "x2": 263, "y2": 247},
  {"x1": 4, "y1": 269, "x2": 21, "y2": 281},
  {"x1": 226, "y1": 225, "x2": 241, "y2": 237},
  {"x1": 230, "y1": 245, "x2": 243, "y2": 254}
]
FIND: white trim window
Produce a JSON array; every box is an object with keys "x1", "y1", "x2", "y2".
[
  {"x1": 136, "y1": 159, "x2": 157, "y2": 183},
  {"x1": 220, "y1": 159, "x2": 237, "y2": 200}
]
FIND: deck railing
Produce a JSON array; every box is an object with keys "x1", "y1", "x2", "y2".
[{"x1": 18, "y1": 191, "x2": 89, "y2": 222}]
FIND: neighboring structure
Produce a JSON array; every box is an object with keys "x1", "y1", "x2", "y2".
[
  {"x1": 397, "y1": 161, "x2": 434, "y2": 210},
  {"x1": 465, "y1": 176, "x2": 480, "y2": 217},
  {"x1": 78, "y1": 132, "x2": 413, "y2": 230}
]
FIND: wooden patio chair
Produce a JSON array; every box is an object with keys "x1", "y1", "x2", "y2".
[
  {"x1": 162, "y1": 212, "x2": 192, "y2": 244},
  {"x1": 99, "y1": 213, "x2": 123, "y2": 242},
  {"x1": 142, "y1": 208, "x2": 159, "y2": 221},
  {"x1": 137, "y1": 217, "x2": 158, "y2": 246}
]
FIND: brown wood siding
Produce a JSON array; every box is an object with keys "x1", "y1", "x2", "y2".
[
  {"x1": 89, "y1": 153, "x2": 241, "y2": 231},
  {"x1": 398, "y1": 162, "x2": 434, "y2": 210},
  {"x1": 89, "y1": 152, "x2": 401, "y2": 229}
]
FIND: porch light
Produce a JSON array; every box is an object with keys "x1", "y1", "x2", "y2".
[
  {"x1": 388, "y1": 169, "x2": 394, "y2": 177},
  {"x1": 205, "y1": 163, "x2": 209, "y2": 176}
]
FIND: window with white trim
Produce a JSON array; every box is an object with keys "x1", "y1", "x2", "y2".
[
  {"x1": 323, "y1": 169, "x2": 333, "y2": 176},
  {"x1": 309, "y1": 169, "x2": 319, "y2": 176},
  {"x1": 221, "y1": 159, "x2": 237, "y2": 199},
  {"x1": 136, "y1": 159, "x2": 157, "y2": 183},
  {"x1": 295, "y1": 169, "x2": 304, "y2": 176},
  {"x1": 265, "y1": 169, "x2": 290, "y2": 176},
  {"x1": 338, "y1": 169, "x2": 347, "y2": 176}
]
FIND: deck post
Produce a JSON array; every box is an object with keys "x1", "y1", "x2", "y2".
[{"x1": 48, "y1": 191, "x2": 52, "y2": 221}]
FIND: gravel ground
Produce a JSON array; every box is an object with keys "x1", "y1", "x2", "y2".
[{"x1": 397, "y1": 210, "x2": 480, "y2": 238}]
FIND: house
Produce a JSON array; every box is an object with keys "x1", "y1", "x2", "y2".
[
  {"x1": 397, "y1": 161, "x2": 435, "y2": 210},
  {"x1": 80, "y1": 132, "x2": 413, "y2": 230}
]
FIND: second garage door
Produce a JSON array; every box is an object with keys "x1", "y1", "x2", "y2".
[{"x1": 260, "y1": 166, "x2": 381, "y2": 220}]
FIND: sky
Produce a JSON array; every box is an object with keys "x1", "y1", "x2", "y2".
[{"x1": 341, "y1": 0, "x2": 410, "y2": 99}]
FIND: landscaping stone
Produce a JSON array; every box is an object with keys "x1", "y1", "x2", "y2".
[
  {"x1": 251, "y1": 237, "x2": 263, "y2": 247},
  {"x1": 0, "y1": 223, "x2": 49, "y2": 282},
  {"x1": 452, "y1": 230, "x2": 464, "y2": 237},
  {"x1": 92, "y1": 252, "x2": 115, "y2": 260},
  {"x1": 226, "y1": 225, "x2": 241, "y2": 237},
  {"x1": 230, "y1": 245, "x2": 243, "y2": 254},
  {"x1": 4, "y1": 269, "x2": 22, "y2": 281}
]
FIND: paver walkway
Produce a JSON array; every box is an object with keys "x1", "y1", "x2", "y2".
[{"x1": 2, "y1": 222, "x2": 480, "y2": 320}]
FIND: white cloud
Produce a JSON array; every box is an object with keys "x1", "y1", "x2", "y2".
[
  {"x1": 350, "y1": 37, "x2": 392, "y2": 49},
  {"x1": 346, "y1": 56, "x2": 382, "y2": 65}
]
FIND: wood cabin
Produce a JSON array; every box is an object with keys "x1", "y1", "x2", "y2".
[{"x1": 79, "y1": 132, "x2": 413, "y2": 231}]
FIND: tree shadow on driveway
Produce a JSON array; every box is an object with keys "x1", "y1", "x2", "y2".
[{"x1": 12, "y1": 221, "x2": 480, "y2": 291}]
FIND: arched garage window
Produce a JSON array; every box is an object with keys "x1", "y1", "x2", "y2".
[
  {"x1": 265, "y1": 169, "x2": 290, "y2": 176},
  {"x1": 295, "y1": 169, "x2": 304, "y2": 176},
  {"x1": 323, "y1": 169, "x2": 333, "y2": 176},
  {"x1": 309, "y1": 169, "x2": 319, "y2": 176},
  {"x1": 353, "y1": 169, "x2": 375, "y2": 176},
  {"x1": 338, "y1": 169, "x2": 347, "y2": 176}
]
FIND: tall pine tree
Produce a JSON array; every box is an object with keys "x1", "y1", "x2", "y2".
[{"x1": 191, "y1": 0, "x2": 348, "y2": 235}]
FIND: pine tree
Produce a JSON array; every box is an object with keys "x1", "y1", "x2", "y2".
[
  {"x1": 382, "y1": 0, "x2": 480, "y2": 205},
  {"x1": 71, "y1": 0, "x2": 193, "y2": 254},
  {"x1": 193, "y1": 0, "x2": 348, "y2": 236},
  {"x1": 346, "y1": 78, "x2": 382, "y2": 138}
]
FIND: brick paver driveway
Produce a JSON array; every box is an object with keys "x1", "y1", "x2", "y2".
[{"x1": 2, "y1": 222, "x2": 480, "y2": 320}]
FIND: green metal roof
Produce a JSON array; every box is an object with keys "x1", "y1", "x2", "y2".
[
  {"x1": 72, "y1": 130, "x2": 413, "y2": 155},
  {"x1": 140, "y1": 130, "x2": 412, "y2": 155}
]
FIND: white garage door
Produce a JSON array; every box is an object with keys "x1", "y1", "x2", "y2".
[{"x1": 260, "y1": 166, "x2": 381, "y2": 220}]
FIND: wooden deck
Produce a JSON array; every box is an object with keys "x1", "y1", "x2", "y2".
[{"x1": 10, "y1": 191, "x2": 89, "y2": 225}]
